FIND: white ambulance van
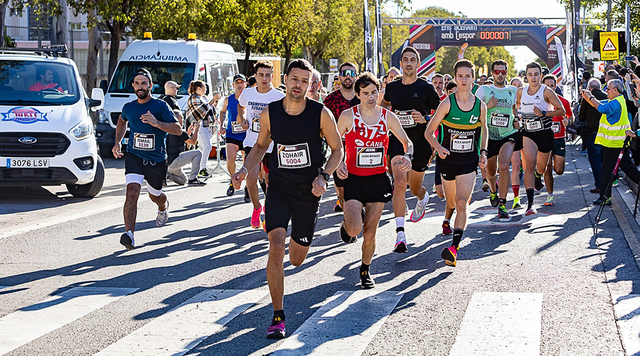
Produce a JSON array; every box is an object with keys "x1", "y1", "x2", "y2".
[
  {"x1": 96, "y1": 35, "x2": 239, "y2": 155},
  {"x1": 0, "y1": 47, "x2": 105, "y2": 198}
]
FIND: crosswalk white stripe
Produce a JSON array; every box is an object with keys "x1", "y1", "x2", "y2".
[
  {"x1": 448, "y1": 292, "x2": 542, "y2": 356},
  {"x1": 612, "y1": 294, "x2": 640, "y2": 355},
  {"x1": 0, "y1": 287, "x2": 137, "y2": 355},
  {"x1": 95, "y1": 289, "x2": 269, "y2": 356},
  {"x1": 0, "y1": 287, "x2": 6, "y2": 290},
  {"x1": 272, "y1": 290, "x2": 403, "y2": 356}
]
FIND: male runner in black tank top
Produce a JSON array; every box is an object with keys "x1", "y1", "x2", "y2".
[{"x1": 232, "y1": 59, "x2": 343, "y2": 340}]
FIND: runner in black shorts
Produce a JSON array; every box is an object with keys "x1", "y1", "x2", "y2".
[
  {"x1": 380, "y1": 46, "x2": 440, "y2": 251},
  {"x1": 336, "y1": 72, "x2": 413, "y2": 288},
  {"x1": 112, "y1": 68, "x2": 181, "y2": 250},
  {"x1": 219, "y1": 74, "x2": 248, "y2": 196},
  {"x1": 515, "y1": 62, "x2": 565, "y2": 215},
  {"x1": 232, "y1": 59, "x2": 343, "y2": 340},
  {"x1": 425, "y1": 59, "x2": 488, "y2": 267}
]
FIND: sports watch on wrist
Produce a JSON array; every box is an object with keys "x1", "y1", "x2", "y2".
[{"x1": 319, "y1": 172, "x2": 330, "y2": 182}]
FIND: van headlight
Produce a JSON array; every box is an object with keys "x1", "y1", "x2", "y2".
[
  {"x1": 70, "y1": 120, "x2": 94, "y2": 140},
  {"x1": 98, "y1": 109, "x2": 110, "y2": 124}
]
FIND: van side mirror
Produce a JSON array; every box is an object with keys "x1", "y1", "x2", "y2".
[
  {"x1": 90, "y1": 88, "x2": 104, "y2": 111},
  {"x1": 99, "y1": 80, "x2": 108, "y2": 93}
]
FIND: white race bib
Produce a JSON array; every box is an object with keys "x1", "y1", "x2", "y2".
[
  {"x1": 525, "y1": 119, "x2": 543, "y2": 132},
  {"x1": 395, "y1": 110, "x2": 416, "y2": 128},
  {"x1": 490, "y1": 112, "x2": 510, "y2": 128},
  {"x1": 356, "y1": 147, "x2": 385, "y2": 168},
  {"x1": 251, "y1": 119, "x2": 260, "y2": 133},
  {"x1": 551, "y1": 122, "x2": 561, "y2": 134},
  {"x1": 450, "y1": 134, "x2": 474, "y2": 153},
  {"x1": 232, "y1": 121, "x2": 246, "y2": 134},
  {"x1": 133, "y1": 133, "x2": 155, "y2": 151},
  {"x1": 277, "y1": 143, "x2": 311, "y2": 169}
]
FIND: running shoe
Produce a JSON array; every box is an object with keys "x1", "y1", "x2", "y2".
[
  {"x1": 489, "y1": 192, "x2": 499, "y2": 207},
  {"x1": 544, "y1": 195, "x2": 555, "y2": 206},
  {"x1": 188, "y1": 178, "x2": 207, "y2": 187},
  {"x1": 441, "y1": 246, "x2": 458, "y2": 267},
  {"x1": 198, "y1": 168, "x2": 212, "y2": 178},
  {"x1": 534, "y1": 173, "x2": 544, "y2": 191},
  {"x1": 243, "y1": 187, "x2": 251, "y2": 203},
  {"x1": 251, "y1": 205, "x2": 263, "y2": 229},
  {"x1": 339, "y1": 221, "x2": 357, "y2": 243},
  {"x1": 226, "y1": 182, "x2": 234, "y2": 196},
  {"x1": 512, "y1": 196, "x2": 522, "y2": 210},
  {"x1": 156, "y1": 201, "x2": 169, "y2": 227},
  {"x1": 593, "y1": 197, "x2": 612, "y2": 206},
  {"x1": 525, "y1": 207, "x2": 538, "y2": 216},
  {"x1": 360, "y1": 269, "x2": 375, "y2": 289},
  {"x1": 120, "y1": 231, "x2": 135, "y2": 250},
  {"x1": 410, "y1": 196, "x2": 429, "y2": 222},
  {"x1": 394, "y1": 231, "x2": 408, "y2": 253},
  {"x1": 333, "y1": 200, "x2": 343, "y2": 212},
  {"x1": 498, "y1": 205, "x2": 510, "y2": 220},
  {"x1": 482, "y1": 179, "x2": 489, "y2": 192},
  {"x1": 612, "y1": 179, "x2": 619, "y2": 187},
  {"x1": 266, "y1": 320, "x2": 286, "y2": 339},
  {"x1": 442, "y1": 220, "x2": 452, "y2": 235}
]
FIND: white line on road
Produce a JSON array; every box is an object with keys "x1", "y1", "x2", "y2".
[
  {"x1": 272, "y1": 290, "x2": 403, "y2": 356},
  {"x1": 449, "y1": 292, "x2": 542, "y2": 356},
  {"x1": 612, "y1": 294, "x2": 640, "y2": 355},
  {"x1": 95, "y1": 289, "x2": 268, "y2": 356},
  {"x1": 0, "y1": 287, "x2": 137, "y2": 355}
]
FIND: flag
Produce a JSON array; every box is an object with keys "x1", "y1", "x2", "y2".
[
  {"x1": 554, "y1": 36, "x2": 567, "y2": 85},
  {"x1": 364, "y1": 0, "x2": 374, "y2": 73}
]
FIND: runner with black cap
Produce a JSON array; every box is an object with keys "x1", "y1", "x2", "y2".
[{"x1": 112, "y1": 68, "x2": 181, "y2": 250}]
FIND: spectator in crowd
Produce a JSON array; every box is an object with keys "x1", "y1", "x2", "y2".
[
  {"x1": 307, "y1": 69, "x2": 325, "y2": 103},
  {"x1": 579, "y1": 78, "x2": 608, "y2": 193},
  {"x1": 582, "y1": 79, "x2": 640, "y2": 205},
  {"x1": 248, "y1": 76, "x2": 257, "y2": 88},
  {"x1": 446, "y1": 81, "x2": 457, "y2": 95},
  {"x1": 186, "y1": 80, "x2": 216, "y2": 177},
  {"x1": 166, "y1": 110, "x2": 205, "y2": 186}
]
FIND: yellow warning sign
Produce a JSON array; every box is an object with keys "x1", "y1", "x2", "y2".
[{"x1": 600, "y1": 32, "x2": 619, "y2": 60}]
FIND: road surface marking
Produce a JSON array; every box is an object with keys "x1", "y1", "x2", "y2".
[
  {"x1": 272, "y1": 290, "x2": 403, "y2": 356},
  {"x1": 0, "y1": 287, "x2": 137, "y2": 354},
  {"x1": 612, "y1": 294, "x2": 640, "y2": 355},
  {"x1": 96, "y1": 289, "x2": 268, "y2": 356},
  {"x1": 449, "y1": 292, "x2": 542, "y2": 356}
]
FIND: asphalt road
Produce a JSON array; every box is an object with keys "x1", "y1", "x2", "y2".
[{"x1": 1, "y1": 143, "x2": 640, "y2": 356}]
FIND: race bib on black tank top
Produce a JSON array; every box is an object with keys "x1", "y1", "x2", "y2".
[{"x1": 277, "y1": 143, "x2": 311, "y2": 169}]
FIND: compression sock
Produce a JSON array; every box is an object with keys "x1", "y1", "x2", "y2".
[
  {"x1": 360, "y1": 262, "x2": 370, "y2": 273},
  {"x1": 512, "y1": 185, "x2": 520, "y2": 197},
  {"x1": 395, "y1": 217, "x2": 404, "y2": 229},
  {"x1": 526, "y1": 188, "x2": 535, "y2": 209},
  {"x1": 452, "y1": 229, "x2": 463, "y2": 249}
]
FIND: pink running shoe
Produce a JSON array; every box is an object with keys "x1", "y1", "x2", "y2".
[
  {"x1": 441, "y1": 246, "x2": 458, "y2": 267},
  {"x1": 267, "y1": 320, "x2": 286, "y2": 339},
  {"x1": 251, "y1": 206, "x2": 263, "y2": 229}
]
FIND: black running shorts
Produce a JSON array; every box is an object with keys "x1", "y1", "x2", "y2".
[
  {"x1": 344, "y1": 172, "x2": 392, "y2": 205},
  {"x1": 388, "y1": 135, "x2": 431, "y2": 172},
  {"x1": 522, "y1": 129, "x2": 554, "y2": 154},
  {"x1": 487, "y1": 132, "x2": 523, "y2": 159},
  {"x1": 553, "y1": 138, "x2": 566, "y2": 157},
  {"x1": 124, "y1": 153, "x2": 167, "y2": 191},
  {"x1": 264, "y1": 178, "x2": 321, "y2": 247},
  {"x1": 437, "y1": 158, "x2": 478, "y2": 181},
  {"x1": 332, "y1": 171, "x2": 345, "y2": 188},
  {"x1": 225, "y1": 137, "x2": 245, "y2": 152}
]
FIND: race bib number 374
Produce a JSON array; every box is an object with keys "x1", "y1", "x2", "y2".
[{"x1": 277, "y1": 143, "x2": 311, "y2": 169}]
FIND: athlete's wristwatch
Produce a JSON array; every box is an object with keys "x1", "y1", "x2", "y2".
[
  {"x1": 541, "y1": 110, "x2": 547, "y2": 117},
  {"x1": 480, "y1": 149, "x2": 488, "y2": 156},
  {"x1": 319, "y1": 172, "x2": 330, "y2": 182}
]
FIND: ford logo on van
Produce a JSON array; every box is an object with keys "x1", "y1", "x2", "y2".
[{"x1": 18, "y1": 136, "x2": 37, "y2": 144}]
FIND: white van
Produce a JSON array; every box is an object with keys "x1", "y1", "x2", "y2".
[
  {"x1": 96, "y1": 37, "x2": 239, "y2": 155},
  {"x1": 0, "y1": 47, "x2": 105, "y2": 198}
]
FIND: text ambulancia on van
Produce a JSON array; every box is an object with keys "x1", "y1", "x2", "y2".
[
  {"x1": 96, "y1": 34, "x2": 238, "y2": 155},
  {"x1": 0, "y1": 46, "x2": 105, "y2": 198}
]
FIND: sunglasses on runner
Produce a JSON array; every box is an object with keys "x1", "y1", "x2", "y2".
[
  {"x1": 340, "y1": 69, "x2": 356, "y2": 77},
  {"x1": 493, "y1": 70, "x2": 507, "y2": 75}
]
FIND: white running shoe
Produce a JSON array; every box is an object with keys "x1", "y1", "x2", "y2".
[
  {"x1": 394, "y1": 231, "x2": 408, "y2": 253},
  {"x1": 120, "y1": 231, "x2": 135, "y2": 250},
  {"x1": 156, "y1": 201, "x2": 169, "y2": 227},
  {"x1": 410, "y1": 195, "x2": 429, "y2": 222}
]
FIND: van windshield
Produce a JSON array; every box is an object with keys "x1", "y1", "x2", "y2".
[
  {"x1": 0, "y1": 60, "x2": 81, "y2": 106},
  {"x1": 109, "y1": 61, "x2": 195, "y2": 95}
]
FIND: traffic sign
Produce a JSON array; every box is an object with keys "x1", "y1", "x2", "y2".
[{"x1": 599, "y1": 31, "x2": 619, "y2": 60}]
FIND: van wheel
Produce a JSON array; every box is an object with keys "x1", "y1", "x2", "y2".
[{"x1": 66, "y1": 157, "x2": 105, "y2": 198}]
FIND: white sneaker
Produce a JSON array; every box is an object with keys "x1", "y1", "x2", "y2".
[
  {"x1": 120, "y1": 231, "x2": 135, "y2": 250},
  {"x1": 393, "y1": 231, "x2": 407, "y2": 253},
  {"x1": 410, "y1": 195, "x2": 429, "y2": 222},
  {"x1": 156, "y1": 200, "x2": 169, "y2": 227}
]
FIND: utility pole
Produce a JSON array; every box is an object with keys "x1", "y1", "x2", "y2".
[
  {"x1": 626, "y1": 4, "x2": 631, "y2": 56},
  {"x1": 606, "y1": 0, "x2": 612, "y2": 31}
]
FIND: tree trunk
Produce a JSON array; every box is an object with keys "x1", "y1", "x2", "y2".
[
  {"x1": 50, "y1": 0, "x2": 68, "y2": 47},
  {"x1": 107, "y1": 21, "x2": 124, "y2": 81},
  {"x1": 85, "y1": 9, "x2": 101, "y2": 94},
  {"x1": 243, "y1": 41, "x2": 251, "y2": 75},
  {"x1": 283, "y1": 39, "x2": 292, "y2": 73},
  {"x1": 0, "y1": 0, "x2": 10, "y2": 48}
]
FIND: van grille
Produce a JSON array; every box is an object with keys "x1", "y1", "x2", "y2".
[
  {"x1": 0, "y1": 167, "x2": 71, "y2": 180},
  {"x1": 0, "y1": 132, "x2": 70, "y2": 157}
]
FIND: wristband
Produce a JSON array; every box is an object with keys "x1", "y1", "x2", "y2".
[
  {"x1": 239, "y1": 166, "x2": 248, "y2": 175},
  {"x1": 480, "y1": 149, "x2": 488, "y2": 155}
]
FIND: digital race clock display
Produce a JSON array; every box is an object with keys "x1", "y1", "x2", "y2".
[{"x1": 479, "y1": 31, "x2": 511, "y2": 40}]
